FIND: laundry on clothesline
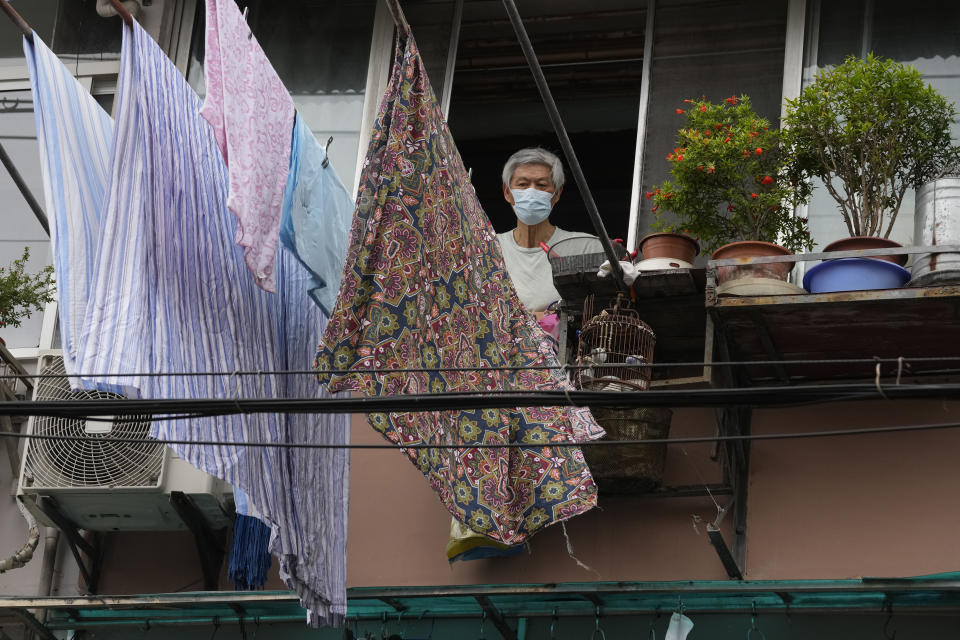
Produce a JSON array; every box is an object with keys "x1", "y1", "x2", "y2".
[
  {"x1": 229, "y1": 488, "x2": 273, "y2": 591},
  {"x1": 316, "y1": 34, "x2": 604, "y2": 547},
  {"x1": 26, "y1": 19, "x2": 349, "y2": 628},
  {"x1": 199, "y1": 0, "x2": 294, "y2": 293},
  {"x1": 279, "y1": 112, "x2": 354, "y2": 316},
  {"x1": 23, "y1": 34, "x2": 115, "y2": 389}
]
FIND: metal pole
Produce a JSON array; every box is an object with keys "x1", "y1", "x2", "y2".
[
  {"x1": 0, "y1": 1, "x2": 33, "y2": 40},
  {"x1": 501, "y1": 0, "x2": 626, "y2": 289},
  {"x1": 440, "y1": 0, "x2": 465, "y2": 119},
  {"x1": 108, "y1": 0, "x2": 135, "y2": 26},
  {"x1": 626, "y1": 1, "x2": 656, "y2": 252},
  {"x1": 0, "y1": 142, "x2": 49, "y2": 236}
]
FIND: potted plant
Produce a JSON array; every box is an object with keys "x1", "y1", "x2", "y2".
[
  {"x1": 0, "y1": 246, "x2": 55, "y2": 332},
  {"x1": 635, "y1": 232, "x2": 699, "y2": 270},
  {"x1": 782, "y1": 53, "x2": 960, "y2": 292},
  {"x1": 649, "y1": 94, "x2": 814, "y2": 293}
]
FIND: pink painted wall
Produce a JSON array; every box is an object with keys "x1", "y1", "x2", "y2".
[{"x1": 46, "y1": 399, "x2": 960, "y2": 595}]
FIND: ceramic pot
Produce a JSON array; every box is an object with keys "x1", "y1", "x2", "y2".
[
  {"x1": 823, "y1": 236, "x2": 907, "y2": 266},
  {"x1": 711, "y1": 240, "x2": 793, "y2": 285},
  {"x1": 638, "y1": 232, "x2": 699, "y2": 265}
]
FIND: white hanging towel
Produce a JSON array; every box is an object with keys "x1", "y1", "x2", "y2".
[{"x1": 665, "y1": 613, "x2": 694, "y2": 640}]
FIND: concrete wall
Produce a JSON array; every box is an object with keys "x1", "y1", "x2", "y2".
[{"x1": 5, "y1": 399, "x2": 958, "y2": 599}]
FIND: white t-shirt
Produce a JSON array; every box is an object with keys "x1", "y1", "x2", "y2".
[{"x1": 497, "y1": 227, "x2": 602, "y2": 312}]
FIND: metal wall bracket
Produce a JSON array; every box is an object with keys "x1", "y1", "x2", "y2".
[
  {"x1": 475, "y1": 596, "x2": 517, "y2": 640},
  {"x1": 706, "y1": 523, "x2": 743, "y2": 580},
  {"x1": 36, "y1": 497, "x2": 102, "y2": 594},
  {"x1": 169, "y1": 492, "x2": 227, "y2": 591},
  {"x1": 710, "y1": 318, "x2": 751, "y2": 580}
]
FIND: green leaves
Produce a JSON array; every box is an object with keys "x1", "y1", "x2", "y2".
[
  {"x1": 782, "y1": 53, "x2": 960, "y2": 238},
  {"x1": 0, "y1": 246, "x2": 55, "y2": 329},
  {"x1": 651, "y1": 95, "x2": 814, "y2": 254}
]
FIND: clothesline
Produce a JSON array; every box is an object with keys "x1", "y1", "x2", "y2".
[
  {"x1": 0, "y1": 355, "x2": 947, "y2": 381},
  {"x1": 5, "y1": 417, "x2": 960, "y2": 449}
]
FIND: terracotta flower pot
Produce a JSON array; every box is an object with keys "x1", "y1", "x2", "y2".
[
  {"x1": 823, "y1": 237, "x2": 907, "y2": 266},
  {"x1": 638, "y1": 232, "x2": 700, "y2": 264},
  {"x1": 712, "y1": 240, "x2": 793, "y2": 284}
]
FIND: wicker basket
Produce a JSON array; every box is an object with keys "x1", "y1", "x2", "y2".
[{"x1": 584, "y1": 406, "x2": 673, "y2": 494}]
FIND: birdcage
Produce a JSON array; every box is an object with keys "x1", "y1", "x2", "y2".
[
  {"x1": 577, "y1": 294, "x2": 671, "y2": 493},
  {"x1": 576, "y1": 294, "x2": 656, "y2": 391}
]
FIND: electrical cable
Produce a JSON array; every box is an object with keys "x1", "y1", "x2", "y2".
[
  {"x1": 1, "y1": 381, "x2": 959, "y2": 418},
  {"x1": 4, "y1": 355, "x2": 960, "y2": 381},
  {"x1": 4, "y1": 418, "x2": 960, "y2": 450}
]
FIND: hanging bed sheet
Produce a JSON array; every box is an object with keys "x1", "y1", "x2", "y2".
[
  {"x1": 23, "y1": 35, "x2": 113, "y2": 383},
  {"x1": 26, "y1": 23, "x2": 349, "y2": 627},
  {"x1": 315, "y1": 35, "x2": 603, "y2": 546}
]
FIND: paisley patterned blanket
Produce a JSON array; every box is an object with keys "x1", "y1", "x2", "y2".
[{"x1": 316, "y1": 35, "x2": 603, "y2": 545}]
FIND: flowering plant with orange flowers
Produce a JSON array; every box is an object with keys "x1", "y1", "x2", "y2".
[{"x1": 649, "y1": 95, "x2": 814, "y2": 254}]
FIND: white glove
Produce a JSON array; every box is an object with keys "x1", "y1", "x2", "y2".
[{"x1": 597, "y1": 260, "x2": 639, "y2": 285}]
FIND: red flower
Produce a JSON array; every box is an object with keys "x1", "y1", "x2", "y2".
[
  {"x1": 651, "y1": 204, "x2": 659, "y2": 212},
  {"x1": 727, "y1": 204, "x2": 735, "y2": 212},
  {"x1": 750, "y1": 192, "x2": 759, "y2": 198},
  {"x1": 725, "y1": 95, "x2": 738, "y2": 105},
  {"x1": 676, "y1": 108, "x2": 685, "y2": 114},
  {"x1": 723, "y1": 137, "x2": 731, "y2": 143},
  {"x1": 677, "y1": 154, "x2": 684, "y2": 161},
  {"x1": 700, "y1": 105, "x2": 707, "y2": 112},
  {"x1": 714, "y1": 123, "x2": 723, "y2": 130},
  {"x1": 683, "y1": 99, "x2": 692, "y2": 103},
  {"x1": 755, "y1": 147, "x2": 763, "y2": 155},
  {"x1": 697, "y1": 165, "x2": 704, "y2": 171},
  {"x1": 645, "y1": 191, "x2": 654, "y2": 200},
  {"x1": 707, "y1": 166, "x2": 715, "y2": 174},
  {"x1": 761, "y1": 175, "x2": 774, "y2": 185}
]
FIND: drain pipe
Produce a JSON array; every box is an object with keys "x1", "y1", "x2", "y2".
[
  {"x1": 0, "y1": 498, "x2": 40, "y2": 573},
  {"x1": 38, "y1": 527, "x2": 60, "y2": 594}
]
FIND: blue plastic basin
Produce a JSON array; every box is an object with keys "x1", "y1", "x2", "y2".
[{"x1": 803, "y1": 258, "x2": 911, "y2": 293}]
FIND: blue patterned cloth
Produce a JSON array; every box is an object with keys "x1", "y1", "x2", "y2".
[
  {"x1": 279, "y1": 113, "x2": 354, "y2": 315},
  {"x1": 27, "y1": 22, "x2": 349, "y2": 627}
]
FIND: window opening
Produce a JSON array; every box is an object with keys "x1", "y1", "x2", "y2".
[{"x1": 445, "y1": 0, "x2": 648, "y2": 239}]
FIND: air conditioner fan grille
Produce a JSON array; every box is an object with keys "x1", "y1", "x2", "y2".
[{"x1": 24, "y1": 358, "x2": 163, "y2": 489}]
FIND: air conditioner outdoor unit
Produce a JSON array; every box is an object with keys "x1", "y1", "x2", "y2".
[{"x1": 18, "y1": 352, "x2": 231, "y2": 532}]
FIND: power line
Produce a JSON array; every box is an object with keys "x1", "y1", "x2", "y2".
[
  {"x1": 0, "y1": 381, "x2": 958, "y2": 418},
  {"x1": 0, "y1": 355, "x2": 956, "y2": 381},
  {"x1": 4, "y1": 418, "x2": 960, "y2": 450}
]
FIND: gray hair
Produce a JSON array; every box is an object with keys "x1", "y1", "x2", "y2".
[{"x1": 501, "y1": 147, "x2": 566, "y2": 189}]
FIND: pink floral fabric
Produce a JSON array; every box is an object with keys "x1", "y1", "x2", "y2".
[{"x1": 200, "y1": 0, "x2": 294, "y2": 293}]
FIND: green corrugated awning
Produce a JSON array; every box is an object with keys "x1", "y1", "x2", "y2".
[{"x1": 4, "y1": 574, "x2": 960, "y2": 633}]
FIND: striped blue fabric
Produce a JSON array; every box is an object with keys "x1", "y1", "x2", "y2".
[
  {"x1": 23, "y1": 35, "x2": 113, "y2": 382},
  {"x1": 27, "y1": 23, "x2": 348, "y2": 626}
]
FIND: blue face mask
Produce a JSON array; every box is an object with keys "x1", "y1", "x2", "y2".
[{"x1": 511, "y1": 187, "x2": 554, "y2": 225}]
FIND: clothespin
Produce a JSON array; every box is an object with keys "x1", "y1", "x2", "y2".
[
  {"x1": 322, "y1": 136, "x2": 334, "y2": 168},
  {"x1": 242, "y1": 5, "x2": 253, "y2": 39}
]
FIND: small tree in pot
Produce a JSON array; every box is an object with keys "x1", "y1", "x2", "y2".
[
  {"x1": 782, "y1": 53, "x2": 960, "y2": 246},
  {"x1": 649, "y1": 94, "x2": 813, "y2": 283}
]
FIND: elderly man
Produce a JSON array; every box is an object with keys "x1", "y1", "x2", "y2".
[{"x1": 497, "y1": 147, "x2": 601, "y2": 312}]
